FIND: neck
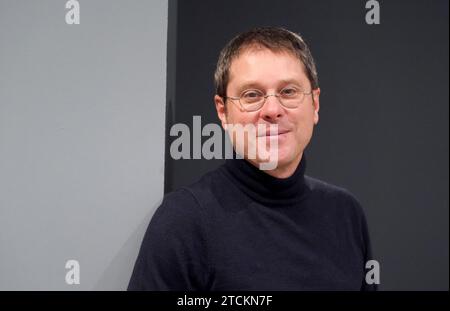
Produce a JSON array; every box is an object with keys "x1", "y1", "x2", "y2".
[{"x1": 223, "y1": 151, "x2": 309, "y2": 207}]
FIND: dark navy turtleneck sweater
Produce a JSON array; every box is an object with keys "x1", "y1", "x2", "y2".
[{"x1": 128, "y1": 155, "x2": 377, "y2": 291}]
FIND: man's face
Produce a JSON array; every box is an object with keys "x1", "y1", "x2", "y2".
[{"x1": 215, "y1": 47, "x2": 320, "y2": 177}]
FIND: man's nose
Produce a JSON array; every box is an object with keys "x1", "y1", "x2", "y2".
[{"x1": 260, "y1": 94, "x2": 284, "y2": 121}]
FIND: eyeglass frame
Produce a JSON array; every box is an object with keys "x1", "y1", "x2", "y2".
[{"x1": 222, "y1": 87, "x2": 314, "y2": 112}]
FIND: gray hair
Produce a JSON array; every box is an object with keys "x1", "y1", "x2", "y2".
[{"x1": 214, "y1": 27, "x2": 319, "y2": 98}]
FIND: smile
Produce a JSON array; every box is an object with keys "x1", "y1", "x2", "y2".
[{"x1": 258, "y1": 129, "x2": 291, "y2": 137}]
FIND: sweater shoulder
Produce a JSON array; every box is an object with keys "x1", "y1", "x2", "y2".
[
  {"x1": 304, "y1": 175, "x2": 365, "y2": 216},
  {"x1": 150, "y1": 187, "x2": 204, "y2": 229},
  {"x1": 304, "y1": 175, "x2": 356, "y2": 197},
  {"x1": 158, "y1": 166, "x2": 224, "y2": 215},
  {"x1": 179, "y1": 165, "x2": 225, "y2": 199}
]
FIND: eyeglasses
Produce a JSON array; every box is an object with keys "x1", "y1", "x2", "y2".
[{"x1": 223, "y1": 86, "x2": 313, "y2": 112}]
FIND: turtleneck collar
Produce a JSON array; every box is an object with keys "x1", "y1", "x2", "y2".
[{"x1": 222, "y1": 153, "x2": 309, "y2": 207}]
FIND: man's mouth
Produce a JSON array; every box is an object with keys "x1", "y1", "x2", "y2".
[{"x1": 257, "y1": 128, "x2": 291, "y2": 137}]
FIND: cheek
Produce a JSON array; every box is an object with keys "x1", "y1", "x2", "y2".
[
  {"x1": 227, "y1": 108, "x2": 259, "y2": 125},
  {"x1": 291, "y1": 112, "x2": 315, "y2": 141}
]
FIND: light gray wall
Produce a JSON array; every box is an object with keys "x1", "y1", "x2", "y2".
[{"x1": 0, "y1": 0, "x2": 168, "y2": 290}]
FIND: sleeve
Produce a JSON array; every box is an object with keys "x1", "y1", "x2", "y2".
[{"x1": 127, "y1": 188, "x2": 210, "y2": 291}]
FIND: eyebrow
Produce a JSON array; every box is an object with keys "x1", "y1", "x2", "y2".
[{"x1": 235, "y1": 79, "x2": 305, "y2": 94}]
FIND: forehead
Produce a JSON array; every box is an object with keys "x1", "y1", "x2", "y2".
[{"x1": 228, "y1": 47, "x2": 309, "y2": 89}]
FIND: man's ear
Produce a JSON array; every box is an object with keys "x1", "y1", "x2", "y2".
[
  {"x1": 312, "y1": 88, "x2": 320, "y2": 125},
  {"x1": 214, "y1": 95, "x2": 228, "y2": 130}
]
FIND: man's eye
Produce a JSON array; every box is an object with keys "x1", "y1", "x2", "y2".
[
  {"x1": 242, "y1": 90, "x2": 262, "y2": 99},
  {"x1": 281, "y1": 88, "x2": 298, "y2": 97}
]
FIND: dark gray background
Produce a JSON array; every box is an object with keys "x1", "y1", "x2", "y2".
[{"x1": 165, "y1": 0, "x2": 449, "y2": 290}]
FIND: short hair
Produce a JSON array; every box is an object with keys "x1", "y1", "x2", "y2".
[{"x1": 214, "y1": 27, "x2": 319, "y2": 98}]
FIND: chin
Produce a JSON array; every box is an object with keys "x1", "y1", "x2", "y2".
[
  {"x1": 252, "y1": 140, "x2": 302, "y2": 171},
  {"x1": 276, "y1": 149, "x2": 302, "y2": 168}
]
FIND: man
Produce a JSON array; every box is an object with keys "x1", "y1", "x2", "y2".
[{"x1": 128, "y1": 27, "x2": 377, "y2": 291}]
